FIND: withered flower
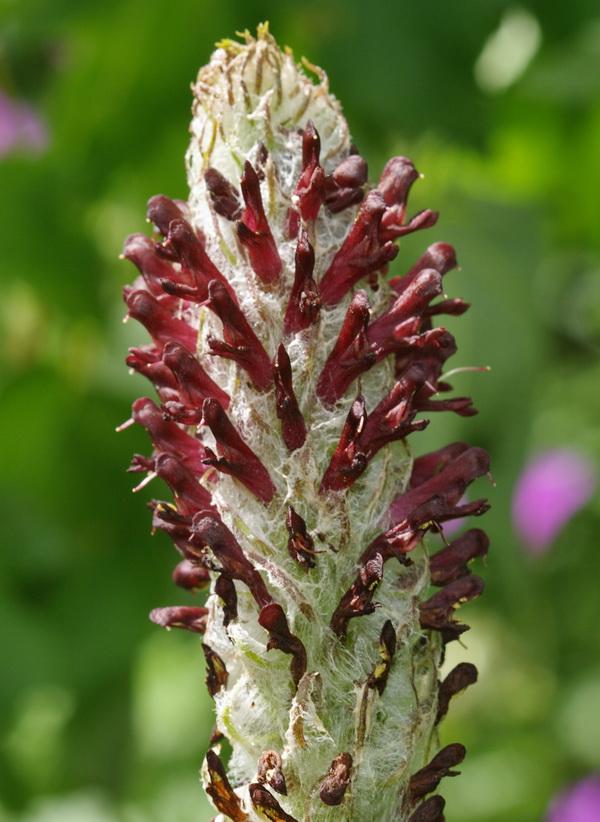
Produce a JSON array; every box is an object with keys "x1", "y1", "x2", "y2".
[{"x1": 120, "y1": 24, "x2": 490, "y2": 821}]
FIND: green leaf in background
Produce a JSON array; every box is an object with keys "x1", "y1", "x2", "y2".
[{"x1": 1, "y1": 1, "x2": 599, "y2": 820}]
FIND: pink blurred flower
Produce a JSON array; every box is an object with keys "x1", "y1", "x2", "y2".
[
  {"x1": 546, "y1": 775, "x2": 600, "y2": 821},
  {"x1": 512, "y1": 449, "x2": 596, "y2": 554},
  {"x1": 0, "y1": 89, "x2": 48, "y2": 157}
]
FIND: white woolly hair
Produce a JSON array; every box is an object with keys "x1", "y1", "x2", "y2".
[{"x1": 186, "y1": 27, "x2": 440, "y2": 822}]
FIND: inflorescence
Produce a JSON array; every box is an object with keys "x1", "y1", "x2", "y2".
[{"x1": 120, "y1": 25, "x2": 490, "y2": 822}]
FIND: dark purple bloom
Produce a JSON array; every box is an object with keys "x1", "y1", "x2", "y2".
[
  {"x1": 330, "y1": 553, "x2": 384, "y2": 640},
  {"x1": 206, "y1": 279, "x2": 274, "y2": 392},
  {"x1": 120, "y1": 27, "x2": 491, "y2": 821},
  {"x1": 199, "y1": 398, "x2": 276, "y2": 503},
  {"x1": 258, "y1": 602, "x2": 307, "y2": 686},
  {"x1": 237, "y1": 160, "x2": 282, "y2": 283},
  {"x1": 203, "y1": 167, "x2": 242, "y2": 220},
  {"x1": 429, "y1": 529, "x2": 489, "y2": 586},
  {"x1": 320, "y1": 396, "x2": 368, "y2": 491},
  {"x1": 273, "y1": 344, "x2": 307, "y2": 451},
  {"x1": 146, "y1": 194, "x2": 189, "y2": 235},
  {"x1": 191, "y1": 510, "x2": 272, "y2": 607},
  {"x1": 419, "y1": 575, "x2": 485, "y2": 639},
  {"x1": 324, "y1": 152, "x2": 368, "y2": 212},
  {"x1": 149, "y1": 605, "x2": 208, "y2": 633},
  {"x1": 161, "y1": 339, "x2": 230, "y2": 420},
  {"x1": 153, "y1": 453, "x2": 213, "y2": 515},
  {"x1": 436, "y1": 663, "x2": 478, "y2": 723},
  {"x1": 319, "y1": 191, "x2": 399, "y2": 305},
  {"x1": 316, "y1": 291, "x2": 375, "y2": 408},
  {"x1": 283, "y1": 230, "x2": 320, "y2": 335},
  {"x1": 172, "y1": 559, "x2": 211, "y2": 591},
  {"x1": 157, "y1": 214, "x2": 231, "y2": 301},
  {"x1": 293, "y1": 120, "x2": 327, "y2": 222},
  {"x1": 124, "y1": 289, "x2": 198, "y2": 351}
]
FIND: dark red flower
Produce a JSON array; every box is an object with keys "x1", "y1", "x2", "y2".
[
  {"x1": 121, "y1": 28, "x2": 491, "y2": 821},
  {"x1": 237, "y1": 161, "x2": 282, "y2": 284},
  {"x1": 316, "y1": 291, "x2": 375, "y2": 408},
  {"x1": 149, "y1": 605, "x2": 208, "y2": 634},
  {"x1": 199, "y1": 398, "x2": 276, "y2": 503},
  {"x1": 205, "y1": 280, "x2": 274, "y2": 392},
  {"x1": 191, "y1": 511, "x2": 272, "y2": 607},
  {"x1": 319, "y1": 191, "x2": 399, "y2": 305},
  {"x1": 283, "y1": 230, "x2": 320, "y2": 335},
  {"x1": 273, "y1": 344, "x2": 307, "y2": 451}
]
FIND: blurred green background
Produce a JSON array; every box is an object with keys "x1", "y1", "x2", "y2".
[{"x1": 1, "y1": 1, "x2": 600, "y2": 820}]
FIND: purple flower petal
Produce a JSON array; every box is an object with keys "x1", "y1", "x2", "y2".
[
  {"x1": 546, "y1": 774, "x2": 600, "y2": 822},
  {"x1": 512, "y1": 449, "x2": 596, "y2": 554},
  {"x1": 0, "y1": 89, "x2": 48, "y2": 157}
]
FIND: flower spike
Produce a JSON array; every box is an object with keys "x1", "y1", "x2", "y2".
[{"x1": 120, "y1": 27, "x2": 490, "y2": 822}]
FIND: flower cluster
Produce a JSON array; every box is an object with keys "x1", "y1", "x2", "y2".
[{"x1": 120, "y1": 25, "x2": 490, "y2": 822}]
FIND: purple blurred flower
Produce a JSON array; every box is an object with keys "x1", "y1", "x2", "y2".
[
  {"x1": 0, "y1": 89, "x2": 48, "y2": 157},
  {"x1": 546, "y1": 775, "x2": 600, "y2": 821},
  {"x1": 512, "y1": 449, "x2": 596, "y2": 554}
]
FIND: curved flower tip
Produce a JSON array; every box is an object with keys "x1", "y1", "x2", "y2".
[
  {"x1": 545, "y1": 774, "x2": 600, "y2": 822},
  {"x1": 435, "y1": 494, "x2": 469, "y2": 541},
  {"x1": 512, "y1": 449, "x2": 596, "y2": 554}
]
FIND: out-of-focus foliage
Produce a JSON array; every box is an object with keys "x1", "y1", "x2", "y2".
[{"x1": 1, "y1": 1, "x2": 599, "y2": 820}]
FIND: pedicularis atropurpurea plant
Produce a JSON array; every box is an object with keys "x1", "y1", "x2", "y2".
[{"x1": 120, "y1": 24, "x2": 491, "y2": 822}]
